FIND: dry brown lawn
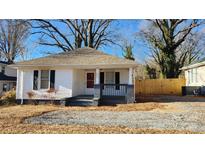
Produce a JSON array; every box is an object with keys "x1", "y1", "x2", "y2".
[
  {"x1": 0, "y1": 104, "x2": 195, "y2": 134},
  {"x1": 64, "y1": 103, "x2": 169, "y2": 111}
]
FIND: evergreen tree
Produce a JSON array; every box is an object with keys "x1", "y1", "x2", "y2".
[{"x1": 122, "y1": 44, "x2": 135, "y2": 61}]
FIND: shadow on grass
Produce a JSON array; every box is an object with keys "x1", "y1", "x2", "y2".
[{"x1": 136, "y1": 95, "x2": 205, "y2": 103}]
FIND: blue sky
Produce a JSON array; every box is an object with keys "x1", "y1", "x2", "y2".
[{"x1": 24, "y1": 20, "x2": 149, "y2": 64}]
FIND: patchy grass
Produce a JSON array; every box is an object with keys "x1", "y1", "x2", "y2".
[{"x1": 0, "y1": 104, "x2": 196, "y2": 134}]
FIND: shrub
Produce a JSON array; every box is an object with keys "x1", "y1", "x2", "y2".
[
  {"x1": 26, "y1": 91, "x2": 39, "y2": 105},
  {"x1": 27, "y1": 91, "x2": 36, "y2": 98},
  {"x1": 47, "y1": 88, "x2": 56, "y2": 93},
  {"x1": 0, "y1": 89, "x2": 16, "y2": 105}
]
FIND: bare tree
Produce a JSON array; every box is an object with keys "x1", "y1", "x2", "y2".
[
  {"x1": 31, "y1": 19, "x2": 117, "y2": 51},
  {"x1": 138, "y1": 19, "x2": 205, "y2": 78},
  {"x1": 0, "y1": 20, "x2": 30, "y2": 64}
]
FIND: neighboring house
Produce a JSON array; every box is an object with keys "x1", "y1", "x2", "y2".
[
  {"x1": 11, "y1": 47, "x2": 137, "y2": 106},
  {"x1": 181, "y1": 59, "x2": 205, "y2": 95},
  {"x1": 0, "y1": 61, "x2": 17, "y2": 95}
]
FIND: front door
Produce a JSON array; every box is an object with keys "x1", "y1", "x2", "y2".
[{"x1": 85, "y1": 72, "x2": 95, "y2": 95}]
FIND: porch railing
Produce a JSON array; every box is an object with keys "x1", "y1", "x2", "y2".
[{"x1": 100, "y1": 84, "x2": 127, "y2": 96}]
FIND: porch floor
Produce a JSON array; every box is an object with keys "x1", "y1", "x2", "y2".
[{"x1": 70, "y1": 95, "x2": 94, "y2": 99}]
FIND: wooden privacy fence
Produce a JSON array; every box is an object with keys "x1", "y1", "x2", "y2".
[{"x1": 135, "y1": 78, "x2": 186, "y2": 95}]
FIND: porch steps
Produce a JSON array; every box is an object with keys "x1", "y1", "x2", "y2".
[
  {"x1": 65, "y1": 95, "x2": 97, "y2": 106},
  {"x1": 64, "y1": 95, "x2": 126, "y2": 106}
]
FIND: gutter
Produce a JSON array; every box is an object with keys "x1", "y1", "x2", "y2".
[
  {"x1": 181, "y1": 61, "x2": 205, "y2": 70},
  {"x1": 9, "y1": 63, "x2": 138, "y2": 69}
]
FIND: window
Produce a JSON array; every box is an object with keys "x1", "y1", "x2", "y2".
[
  {"x1": 1, "y1": 66, "x2": 5, "y2": 74},
  {"x1": 105, "y1": 72, "x2": 114, "y2": 84},
  {"x1": 33, "y1": 70, "x2": 39, "y2": 90},
  {"x1": 3, "y1": 84, "x2": 8, "y2": 92},
  {"x1": 33, "y1": 70, "x2": 55, "y2": 90},
  {"x1": 12, "y1": 82, "x2": 16, "y2": 89},
  {"x1": 40, "y1": 70, "x2": 49, "y2": 89},
  {"x1": 87, "y1": 73, "x2": 94, "y2": 88}
]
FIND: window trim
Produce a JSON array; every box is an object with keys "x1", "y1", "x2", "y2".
[
  {"x1": 33, "y1": 70, "x2": 52, "y2": 90},
  {"x1": 103, "y1": 70, "x2": 120, "y2": 85}
]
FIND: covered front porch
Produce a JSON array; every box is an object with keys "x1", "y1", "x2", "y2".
[{"x1": 68, "y1": 67, "x2": 135, "y2": 106}]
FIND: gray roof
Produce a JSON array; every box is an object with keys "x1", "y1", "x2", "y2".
[
  {"x1": 11, "y1": 47, "x2": 137, "y2": 68},
  {"x1": 0, "y1": 61, "x2": 9, "y2": 65},
  {"x1": 0, "y1": 72, "x2": 16, "y2": 81}
]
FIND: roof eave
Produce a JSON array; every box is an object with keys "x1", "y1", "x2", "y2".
[{"x1": 10, "y1": 63, "x2": 138, "y2": 69}]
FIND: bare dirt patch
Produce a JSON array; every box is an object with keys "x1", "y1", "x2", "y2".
[{"x1": 136, "y1": 94, "x2": 205, "y2": 103}]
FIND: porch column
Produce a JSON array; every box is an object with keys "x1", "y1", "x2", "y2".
[
  {"x1": 128, "y1": 67, "x2": 133, "y2": 84},
  {"x1": 93, "y1": 68, "x2": 100, "y2": 106},
  {"x1": 20, "y1": 70, "x2": 24, "y2": 105},
  {"x1": 95, "y1": 68, "x2": 100, "y2": 84},
  {"x1": 126, "y1": 67, "x2": 135, "y2": 103}
]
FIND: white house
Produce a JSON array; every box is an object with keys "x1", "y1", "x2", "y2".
[
  {"x1": 0, "y1": 61, "x2": 16, "y2": 95},
  {"x1": 11, "y1": 47, "x2": 137, "y2": 106},
  {"x1": 181, "y1": 59, "x2": 205, "y2": 95}
]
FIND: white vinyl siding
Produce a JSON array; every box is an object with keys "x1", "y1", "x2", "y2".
[
  {"x1": 188, "y1": 70, "x2": 191, "y2": 84},
  {"x1": 188, "y1": 69, "x2": 197, "y2": 84},
  {"x1": 16, "y1": 68, "x2": 130, "y2": 100},
  {"x1": 195, "y1": 68, "x2": 198, "y2": 83},
  {"x1": 16, "y1": 69, "x2": 73, "y2": 100},
  {"x1": 191, "y1": 69, "x2": 194, "y2": 83},
  {"x1": 186, "y1": 68, "x2": 200, "y2": 86}
]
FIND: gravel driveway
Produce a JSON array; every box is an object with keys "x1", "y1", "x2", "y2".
[{"x1": 25, "y1": 102, "x2": 205, "y2": 133}]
